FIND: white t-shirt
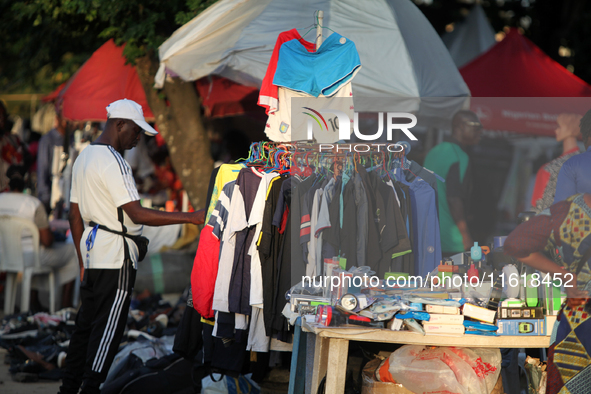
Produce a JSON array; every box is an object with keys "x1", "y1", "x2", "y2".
[
  {"x1": 247, "y1": 172, "x2": 279, "y2": 307},
  {"x1": 70, "y1": 144, "x2": 141, "y2": 269},
  {"x1": 0, "y1": 192, "x2": 49, "y2": 252},
  {"x1": 212, "y1": 183, "x2": 241, "y2": 313},
  {"x1": 264, "y1": 83, "x2": 354, "y2": 143}
]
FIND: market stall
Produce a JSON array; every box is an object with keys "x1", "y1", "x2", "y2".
[
  {"x1": 300, "y1": 319, "x2": 550, "y2": 394},
  {"x1": 158, "y1": 2, "x2": 565, "y2": 394}
]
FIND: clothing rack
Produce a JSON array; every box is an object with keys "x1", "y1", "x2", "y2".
[
  {"x1": 316, "y1": 10, "x2": 324, "y2": 50},
  {"x1": 238, "y1": 141, "x2": 293, "y2": 173}
]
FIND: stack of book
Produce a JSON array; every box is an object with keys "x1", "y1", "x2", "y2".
[{"x1": 423, "y1": 305, "x2": 464, "y2": 334}]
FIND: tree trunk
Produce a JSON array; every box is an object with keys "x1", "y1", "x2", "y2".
[{"x1": 135, "y1": 55, "x2": 213, "y2": 211}]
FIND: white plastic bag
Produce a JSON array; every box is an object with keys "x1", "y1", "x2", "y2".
[
  {"x1": 471, "y1": 348, "x2": 502, "y2": 392},
  {"x1": 377, "y1": 345, "x2": 501, "y2": 394}
]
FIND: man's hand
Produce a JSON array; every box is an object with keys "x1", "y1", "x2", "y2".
[
  {"x1": 456, "y1": 218, "x2": 473, "y2": 251},
  {"x1": 448, "y1": 197, "x2": 473, "y2": 251},
  {"x1": 80, "y1": 266, "x2": 85, "y2": 283},
  {"x1": 191, "y1": 209, "x2": 206, "y2": 226},
  {"x1": 121, "y1": 201, "x2": 206, "y2": 227},
  {"x1": 462, "y1": 234, "x2": 474, "y2": 252}
]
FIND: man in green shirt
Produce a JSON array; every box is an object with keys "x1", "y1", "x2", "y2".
[{"x1": 424, "y1": 110, "x2": 482, "y2": 255}]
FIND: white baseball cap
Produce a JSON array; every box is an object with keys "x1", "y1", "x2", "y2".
[{"x1": 106, "y1": 99, "x2": 158, "y2": 135}]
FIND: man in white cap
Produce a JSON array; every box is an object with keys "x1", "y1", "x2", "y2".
[{"x1": 58, "y1": 99, "x2": 205, "y2": 394}]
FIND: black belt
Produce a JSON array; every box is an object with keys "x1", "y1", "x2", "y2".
[{"x1": 89, "y1": 221, "x2": 149, "y2": 262}]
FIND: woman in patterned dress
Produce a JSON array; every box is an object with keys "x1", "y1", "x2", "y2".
[{"x1": 504, "y1": 194, "x2": 591, "y2": 394}]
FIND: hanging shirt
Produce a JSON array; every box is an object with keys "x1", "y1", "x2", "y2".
[
  {"x1": 300, "y1": 174, "x2": 317, "y2": 248},
  {"x1": 315, "y1": 177, "x2": 339, "y2": 261},
  {"x1": 295, "y1": 174, "x2": 317, "y2": 270},
  {"x1": 385, "y1": 179, "x2": 413, "y2": 261},
  {"x1": 191, "y1": 181, "x2": 236, "y2": 318},
  {"x1": 315, "y1": 177, "x2": 337, "y2": 236},
  {"x1": 324, "y1": 176, "x2": 343, "y2": 259},
  {"x1": 391, "y1": 181, "x2": 415, "y2": 273},
  {"x1": 356, "y1": 166, "x2": 383, "y2": 271},
  {"x1": 264, "y1": 83, "x2": 355, "y2": 143},
  {"x1": 228, "y1": 168, "x2": 265, "y2": 316},
  {"x1": 340, "y1": 180, "x2": 357, "y2": 268},
  {"x1": 407, "y1": 160, "x2": 441, "y2": 210},
  {"x1": 246, "y1": 306, "x2": 270, "y2": 353},
  {"x1": 369, "y1": 170, "x2": 409, "y2": 277},
  {"x1": 212, "y1": 182, "x2": 243, "y2": 313},
  {"x1": 353, "y1": 173, "x2": 368, "y2": 266},
  {"x1": 258, "y1": 175, "x2": 287, "y2": 336},
  {"x1": 205, "y1": 163, "x2": 245, "y2": 223},
  {"x1": 258, "y1": 29, "x2": 315, "y2": 114},
  {"x1": 339, "y1": 171, "x2": 351, "y2": 228},
  {"x1": 247, "y1": 172, "x2": 280, "y2": 308},
  {"x1": 308, "y1": 187, "x2": 324, "y2": 276},
  {"x1": 395, "y1": 168, "x2": 442, "y2": 277},
  {"x1": 271, "y1": 177, "x2": 293, "y2": 334}
]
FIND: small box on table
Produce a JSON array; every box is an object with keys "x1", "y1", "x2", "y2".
[
  {"x1": 497, "y1": 319, "x2": 546, "y2": 335},
  {"x1": 498, "y1": 306, "x2": 544, "y2": 320}
]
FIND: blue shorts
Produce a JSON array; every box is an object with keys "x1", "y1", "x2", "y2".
[{"x1": 273, "y1": 33, "x2": 361, "y2": 97}]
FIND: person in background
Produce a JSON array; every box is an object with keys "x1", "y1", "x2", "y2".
[
  {"x1": 424, "y1": 110, "x2": 482, "y2": 255},
  {"x1": 0, "y1": 165, "x2": 78, "y2": 310},
  {"x1": 124, "y1": 133, "x2": 156, "y2": 194},
  {"x1": 531, "y1": 113, "x2": 582, "y2": 212},
  {"x1": 553, "y1": 109, "x2": 591, "y2": 203},
  {"x1": 37, "y1": 112, "x2": 71, "y2": 213},
  {"x1": 0, "y1": 101, "x2": 31, "y2": 191},
  {"x1": 504, "y1": 194, "x2": 590, "y2": 394},
  {"x1": 58, "y1": 99, "x2": 205, "y2": 394}
]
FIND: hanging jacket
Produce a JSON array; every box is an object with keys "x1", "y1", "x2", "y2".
[{"x1": 191, "y1": 181, "x2": 236, "y2": 319}]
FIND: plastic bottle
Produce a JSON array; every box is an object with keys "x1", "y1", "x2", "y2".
[
  {"x1": 470, "y1": 242, "x2": 482, "y2": 263},
  {"x1": 467, "y1": 263, "x2": 479, "y2": 282}
]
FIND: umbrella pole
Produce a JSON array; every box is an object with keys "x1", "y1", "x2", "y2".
[{"x1": 316, "y1": 10, "x2": 324, "y2": 50}]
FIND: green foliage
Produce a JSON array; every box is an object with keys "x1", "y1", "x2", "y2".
[
  {"x1": 176, "y1": 0, "x2": 218, "y2": 26},
  {"x1": 1, "y1": 0, "x2": 217, "y2": 93},
  {"x1": 0, "y1": 0, "x2": 105, "y2": 93}
]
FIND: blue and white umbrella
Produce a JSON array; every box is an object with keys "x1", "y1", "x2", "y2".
[{"x1": 155, "y1": 0, "x2": 470, "y2": 106}]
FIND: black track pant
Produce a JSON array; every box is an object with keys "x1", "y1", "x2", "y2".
[{"x1": 58, "y1": 259, "x2": 136, "y2": 394}]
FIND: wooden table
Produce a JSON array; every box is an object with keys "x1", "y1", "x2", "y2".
[{"x1": 292, "y1": 319, "x2": 551, "y2": 394}]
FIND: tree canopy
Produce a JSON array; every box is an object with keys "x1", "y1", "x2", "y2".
[
  {"x1": 419, "y1": 0, "x2": 591, "y2": 82},
  {"x1": 4, "y1": 0, "x2": 591, "y2": 98},
  {"x1": 0, "y1": 0, "x2": 216, "y2": 94}
]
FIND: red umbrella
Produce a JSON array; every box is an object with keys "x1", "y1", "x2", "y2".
[
  {"x1": 42, "y1": 82, "x2": 67, "y2": 103},
  {"x1": 45, "y1": 41, "x2": 264, "y2": 122},
  {"x1": 47, "y1": 39, "x2": 154, "y2": 121},
  {"x1": 460, "y1": 29, "x2": 591, "y2": 136}
]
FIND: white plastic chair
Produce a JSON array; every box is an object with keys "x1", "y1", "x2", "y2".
[{"x1": 0, "y1": 215, "x2": 55, "y2": 315}]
